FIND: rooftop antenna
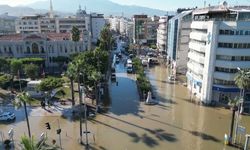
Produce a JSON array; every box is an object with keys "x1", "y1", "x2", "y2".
[
  {"x1": 85, "y1": 6, "x2": 87, "y2": 12},
  {"x1": 204, "y1": 0, "x2": 206, "y2": 7}
]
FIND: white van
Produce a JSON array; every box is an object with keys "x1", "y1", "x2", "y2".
[{"x1": 27, "y1": 80, "x2": 44, "y2": 98}]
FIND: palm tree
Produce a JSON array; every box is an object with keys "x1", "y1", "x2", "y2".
[
  {"x1": 228, "y1": 96, "x2": 240, "y2": 145},
  {"x1": 66, "y1": 63, "x2": 77, "y2": 106},
  {"x1": 234, "y1": 68, "x2": 250, "y2": 112},
  {"x1": 20, "y1": 135, "x2": 59, "y2": 150},
  {"x1": 15, "y1": 92, "x2": 32, "y2": 138}
]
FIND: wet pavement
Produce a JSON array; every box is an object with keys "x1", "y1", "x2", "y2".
[{"x1": 1, "y1": 61, "x2": 250, "y2": 149}]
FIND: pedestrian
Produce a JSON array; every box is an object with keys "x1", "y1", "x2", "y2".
[{"x1": 116, "y1": 81, "x2": 118, "y2": 86}]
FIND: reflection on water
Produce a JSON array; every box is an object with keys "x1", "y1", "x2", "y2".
[{"x1": 0, "y1": 64, "x2": 250, "y2": 150}]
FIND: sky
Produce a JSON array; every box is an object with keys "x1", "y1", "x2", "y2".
[{"x1": 0, "y1": 0, "x2": 249, "y2": 10}]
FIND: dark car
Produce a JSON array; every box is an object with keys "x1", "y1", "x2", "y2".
[{"x1": 111, "y1": 73, "x2": 116, "y2": 81}]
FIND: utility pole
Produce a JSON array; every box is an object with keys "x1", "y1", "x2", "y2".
[
  {"x1": 78, "y1": 73, "x2": 83, "y2": 145},
  {"x1": 80, "y1": 84, "x2": 89, "y2": 149}
]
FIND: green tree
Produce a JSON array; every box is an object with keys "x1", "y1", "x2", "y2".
[
  {"x1": 99, "y1": 24, "x2": 113, "y2": 51},
  {"x1": 234, "y1": 68, "x2": 250, "y2": 97},
  {"x1": 71, "y1": 26, "x2": 80, "y2": 42},
  {"x1": 10, "y1": 59, "x2": 22, "y2": 76},
  {"x1": 66, "y1": 63, "x2": 77, "y2": 106},
  {"x1": 15, "y1": 92, "x2": 33, "y2": 138},
  {"x1": 37, "y1": 77, "x2": 64, "y2": 93},
  {"x1": 24, "y1": 64, "x2": 39, "y2": 80},
  {"x1": 0, "y1": 74, "x2": 11, "y2": 89},
  {"x1": 0, "y1": 58, "x2": 10, "y2": 73}
]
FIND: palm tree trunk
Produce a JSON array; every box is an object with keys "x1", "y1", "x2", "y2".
[
  {"x1": 70, "y1": 78, "x2": 75, "y2": 106},
  {"x1": 23, "y1": 101, "x2": 31, "y2": 138},
  {"x1": 229, "y1": 107, "x2": 236, "y2": 144}
]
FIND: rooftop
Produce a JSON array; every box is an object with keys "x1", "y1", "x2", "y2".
[{"x1": 0, "y1": 33, "x2": 74, "y2": 41}]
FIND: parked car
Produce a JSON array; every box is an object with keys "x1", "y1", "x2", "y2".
[
  {"x1": 0, "y1": 112, "x2": 16, "y2": 122},
  {"x1": 111, "y1": 73, "x2": 116, "y2": 81},
  {"x1": 127, "y1": 64, "x2": 133, "y2": 73}
]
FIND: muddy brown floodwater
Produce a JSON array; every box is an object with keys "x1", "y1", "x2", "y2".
[{"x1": 0, "y1": 63, "x2": 250, "y2": 150}]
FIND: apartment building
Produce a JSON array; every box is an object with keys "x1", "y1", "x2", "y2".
[
  {"x1": 90, "y1": 13, "x2": 106, "y2": 44},
  {"x1": 157, "y1": 16, "x2": 172, "y2": 51},
  {"x1": 0, "y1": 13, "x2": 16, "y2": 35},
  {"x1": 187, "y1": 3, "x2": 250, "y2": 113},
  {"x1": 167, "y1": 10, "x2": 192, "y2": 74},
  {"x1": 133, "y1": 15, "x2": 159, "y2": 45}
]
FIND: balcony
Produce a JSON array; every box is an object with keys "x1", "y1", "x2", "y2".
[
  {"x1": 190, "y1": 31, "x2": 207, "y2": 41},
  {"x1": 188, "y1": 52, "x2": 205, "y2": 64},
  {"x1": 189, "y1": 41, "x2": 206, "y2": 53},
  {"x1": 187, "y1": 62, "x2": 204, "y2": 75},
  {"x1": 191, "y1": 21, "x2": 208, "y2": 30},
  {"x1": 214, "y1": 71, "x2": 235, "y2": 81}
]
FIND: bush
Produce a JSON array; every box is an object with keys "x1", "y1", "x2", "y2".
[{"x1": 0, "y1": 74, "x2": 11, "y2": 89}]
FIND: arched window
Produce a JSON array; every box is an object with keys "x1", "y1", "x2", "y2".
[{"x1": 32, "y1": 43, "x2": 39, "y2": 54}]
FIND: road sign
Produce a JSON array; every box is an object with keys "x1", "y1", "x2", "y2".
[{"x1": 237, "y1": 126, "x2": 246, "y2": 135}]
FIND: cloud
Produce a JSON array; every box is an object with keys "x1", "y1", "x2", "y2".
[{"x1": 0, "y1": 0, "x2": 47, "y2": 6}]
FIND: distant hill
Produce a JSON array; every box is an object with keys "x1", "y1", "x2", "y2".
[
  {"x1": 27, "y1": 0, "x2": 174, "y2": 17},
  {"x1": 0, "y1": 5, "x2": 46, "y2": 16},
  {"x1": 0, "y1": 5, "x2": 71, "y2": 17}
]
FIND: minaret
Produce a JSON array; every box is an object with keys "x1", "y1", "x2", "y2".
[{"x1": 49, "y1": 0, "x2": 54, "y2": 18}]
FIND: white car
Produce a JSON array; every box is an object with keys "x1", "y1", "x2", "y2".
[{"x1": 0, "y1": 112, "x2": 16, "y2": 121}]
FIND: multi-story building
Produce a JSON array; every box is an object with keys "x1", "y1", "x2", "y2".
[
  {"x1": 0, "y1": 33, "x2": 88, "y2": 70},
  {"x1": 147, "y1": 16, "x2": 160, "y2": 45},
  {"x1": 133, "y1": 15, "x2": 148, "y2": 45},
  {"x1": 187, "y1": 3, "x2": 250, "y2": 113},
  {"x1": 133, "y1": 15, "x2": 159, "y2": 45},
  {"x1": 0, "y1": 13, "x2": 16, "y2": 35},
  {"x1": 90, "y1": 13, "x2": 105, "y2": 44},
  {"x1": 157, "y1": 16, "x2": 172, "y2": 51},
  {"x1": 15, "y1": 15, "x2": 87, "y2": 34},
  {"x1": 107, "y1": 16, "x2": 120, "y2": 32},
  {"x1": 167, "y1": 10, "x2": 192, "y2": 74}
]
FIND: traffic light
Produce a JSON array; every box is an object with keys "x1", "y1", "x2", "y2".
[{"x1": 45, "y1": 122, "x2": 51, "y2": 130}]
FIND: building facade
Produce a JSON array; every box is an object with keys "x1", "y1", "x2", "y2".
[
  {"x1": 90, "y1": 13, "x2": 106, "y2": 44},
  {"x1": 133, "y1": 15, "x2": 148, "y2": 45},
  {"x1": 0, "y1": 13, "x2": 16, "y2": 35},
  {"x1": 187, "y1": 4, "x2": 250, "y2": 113},
  {"x1": 167, "y1": 11, "x2": 192, "y2": 74},
  {"x1": 0, "y1": 33, "x2": 88, "y2": 69},
  {"x1": 157, "y1": 16, "x2": 172, "y2": 51}
]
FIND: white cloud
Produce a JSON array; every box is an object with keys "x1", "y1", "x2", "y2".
[{"x1": 0, "y1": 0, "x2": 47, "y2": 6}]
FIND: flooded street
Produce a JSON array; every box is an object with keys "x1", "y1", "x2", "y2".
[{"x1": 1, "y1": 63, "x2": 250, "y2": 150}]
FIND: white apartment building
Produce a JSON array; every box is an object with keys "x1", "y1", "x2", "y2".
[
  {"x1": 0, "y1": 13, "x2": 16, "y2": 35},
  {"x1": 157, "y1": 16, "x2": 168, "y2": 51},
  {"x1": 15, "y1": 15, "x2": 87, "y2": 34},
  {"x1": 90, "y1": 13, "x2": 106, "y2": 44},
  {"x1": 187, "y1": 3, "x2": 250, "y2": 113},
  {"x1": 107, "y1": 16, "x2": 120, "y2": 32},
  {"x1": 0, "y1": 33, "x2": 88, "y2": 69}
]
